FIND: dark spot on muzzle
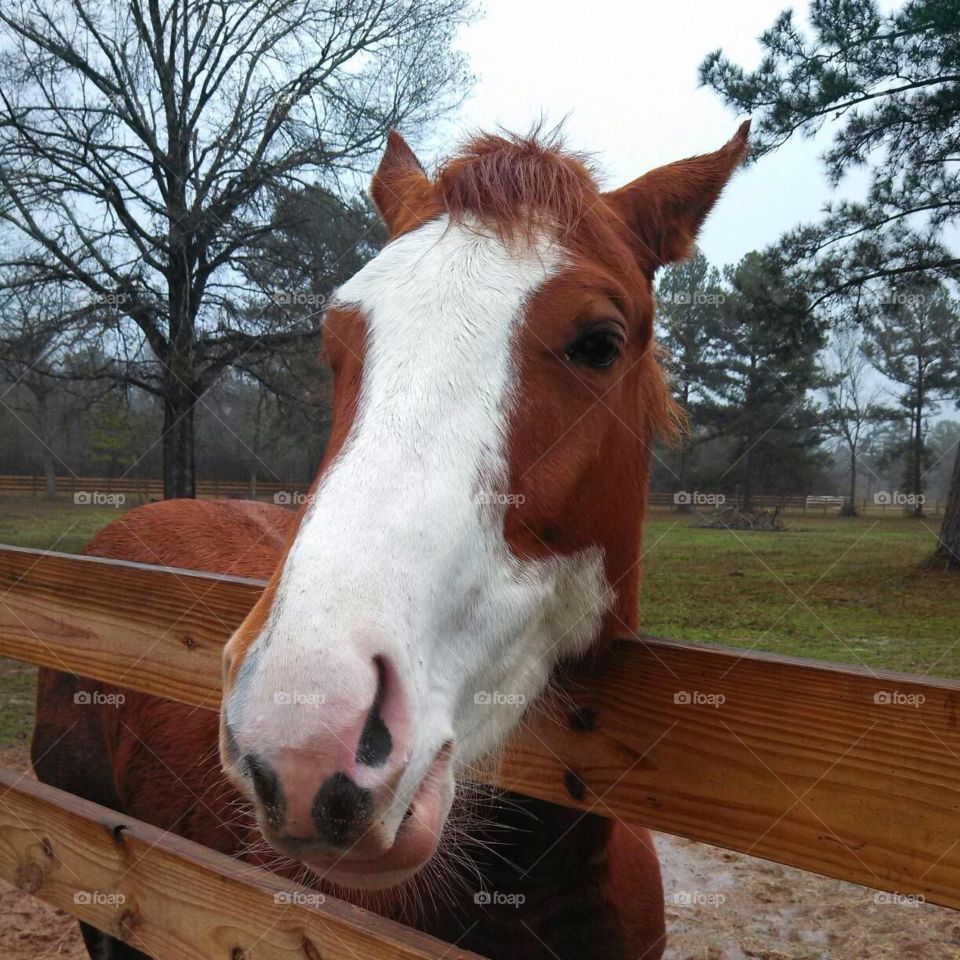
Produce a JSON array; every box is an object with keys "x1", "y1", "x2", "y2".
[
  {"x1": 242, "y1": 753, "x2": 285, "y2": 830},
  {"x1": 311, "y1": 773, "x2": 373, "y2": 848}
]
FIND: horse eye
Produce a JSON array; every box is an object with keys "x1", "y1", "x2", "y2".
[{"x1": 564, "y1": 329, "x2": 623, "y2": 369}]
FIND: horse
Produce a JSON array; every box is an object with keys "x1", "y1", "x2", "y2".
[{"x1": 32, "y1": 122, "x2": 749, "y2": 960}]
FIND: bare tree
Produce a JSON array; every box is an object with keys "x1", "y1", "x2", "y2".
[
  {"x1": 0, "y1": 282, "x2": 101, "y2": 498},
  {"x1": 821, "y1": 326, "x2": 883, "y2": 516},
  {"x1": 0, "y1": 0, "x2": 472, "y2": 497}
]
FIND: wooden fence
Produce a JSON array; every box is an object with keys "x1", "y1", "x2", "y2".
[
  {"x1": 1, "y1": 543, "x2": 960, "y2": 957},
  {"x1": 0, "y1": 769, "x2": 483, "y2": 960},
  {"x1": 1, "y1": 476, "x2": 945, "y2": 515},
  {"x1": 0, "y1": 474, "x2": 310, "y2": 502},
  {"x1": 647, "y1": 491, "x2": 945, "y2": 515}
]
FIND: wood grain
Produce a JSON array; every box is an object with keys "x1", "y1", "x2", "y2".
[
  {"x1": 0, "y1": 544, "x2": 260, "y2": 709},
  {"x1": 489, "y1": 638, "x2": 960, "y2": 910},
  {"x1": 0, "y1": 769, "x2": 485, "y2": 959},
  {"x1": 2, "y1": 545, "x2": 960, "y2": 908}
]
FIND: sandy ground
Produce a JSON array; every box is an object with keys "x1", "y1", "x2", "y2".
[
  {"x1": 656, "y1": 834, "x2": 960, "y2": 959},
  {"x1": 0, "y1": 744, "x2": 88, "y2": 959},
  {"x1": 0, "y1": 880, "x2": 88, "y2": 959},
  {"x1": 2, "y1": 736, "x2": 959, "y2": 960}
]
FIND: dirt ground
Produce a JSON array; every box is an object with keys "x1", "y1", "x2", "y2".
[
  {"x1": 656, "y1": 834, "x2": 960, "y2": 959},
  {"x1": 0, "y1": 744, "x2": 88, "y2": 959},
  {"x1": 2, "y1": 734, "x2": 959, "y2": 960},
  {"x1": 0, "y1": 880, "x2": 87, "y2": 959}
]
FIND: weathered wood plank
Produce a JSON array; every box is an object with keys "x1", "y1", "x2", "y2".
[
  {"x1": 0, "y1": 769, "x2": 485, "y2": 959},
  {"x1": 2, "y1": 545, "x2": 960, "y2": 908},
  {"x1": 0, "y1": 544, "x2": 260, "y2": 709},
  {"x1": 489, "y1": 638, "x2": 960, "y2": 911}
]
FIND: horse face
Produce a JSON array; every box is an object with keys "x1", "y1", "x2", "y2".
[{"x1": 220, "y1": 126, "x2": 747, "y2": 888}]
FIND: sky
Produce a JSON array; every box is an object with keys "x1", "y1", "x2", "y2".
[
  {"x1": 427, "y1": 0, "x2": 842, "y2": 271},
  {"x1": 432, "y1": 0, "x2": 956, "y2": 425}
]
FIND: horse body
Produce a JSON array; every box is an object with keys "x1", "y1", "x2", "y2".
[
  {"x1": 33, "y1": 498, "x2": 664, "y2": 959},
  {"x1": 33, "y1": 124, "x2": 748, "y2": 959}
]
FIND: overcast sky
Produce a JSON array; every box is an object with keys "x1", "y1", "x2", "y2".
[
  {"x1": 429, "y1": 0, "x2": 957, "y2": 424},
  {"x1": 428, "y1": 0, "x2": 843, "y2": 271}
]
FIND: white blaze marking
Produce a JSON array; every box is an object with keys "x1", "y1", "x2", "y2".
[{"x1": 233, "y1": 215, "x2": 612, "y2": 793}]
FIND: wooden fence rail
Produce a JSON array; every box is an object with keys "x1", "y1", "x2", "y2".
[
  {"x1": 0, "y1": 475, "x2": 310, "y2": 501},
  {"x1": 0, "y1": 769, "x2": 481, "y2": 960},
  {"x1": 2, "y1": 545, "x2": 960, "y2": 910},
  {"x1": 645, "y1": 492, "x2": 945, "y2": 514},
  {"x1": 0, "y1": 477, "x2": 945, "y2": 514}
]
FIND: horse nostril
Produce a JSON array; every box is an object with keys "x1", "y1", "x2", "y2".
[
  {"x1": 355, "y1": 656, "x2": 393, "y2": 768},
  {"x1": 312, "y1": 773, "x2": 373, "y2": 847},
  {"x1": 243, "y1": 753, "x2": 284, "y2": 829}
]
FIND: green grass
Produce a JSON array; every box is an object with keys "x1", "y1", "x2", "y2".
[
  {"x1": 1, "y1": 497, "x2": 959, "y2": 752},
  {"x1": 640, "y1": 509, "x2": 960, "y2": 678},
  {"x1": 0, "y1": 658, "x2": 38, "y2": 754},
  {"x1": 0, "y1": 495, "x2": 135, "y2": 554}
]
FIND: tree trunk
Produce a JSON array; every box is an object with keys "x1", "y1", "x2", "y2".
[
  {"x1": 912, "y1": 403, "x2": 924, "y2": 517},
  {"x1": 742, "y1": 360, "x2": 757, "y2": 513},
  {"x1": 676, "y1": 441, "x2": 691, "y2": 513},
  {"x1": 742, "y1": 464, "x2": 753, "y2": 513},
  {"x1": 35, "y1": 392, "x2": 57, "y2": 501},
  {"x1": 42, "y1": 449, "x2": 57, "y2": 501},
  {"x1": 162, "y1": 203, "x2": 200, "y2": 500},
  {"x1": 161, "y1": 389, "x2": 197, "y2": 499},
  {"x1": 935, "y1": 445, "x2": 960, "y2": 570},
  {"x1": 844, "y1": 447, "x2": 857, "y2": 516},
  {"x1": 249, "y1": 391, "x2": 263, "y2": 500},
  {"x1": 741, "y1": 432, "x2": 754, "y2": 512},
  {"x1": 160, "y1": 275, "x2": 199, "y2": 500}
]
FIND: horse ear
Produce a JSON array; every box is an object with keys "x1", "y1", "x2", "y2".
[
  {"x1": 604, "y1": 121, "x2": 750, "y2": 278},
  {"x1": 370, "y1": 130, "x2": 432, "y2": 237}
]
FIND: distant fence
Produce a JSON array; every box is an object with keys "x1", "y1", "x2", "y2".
[
  {"x1": 0, "y1": 474, "x2": 310, "y2": 503},
  {"x1": 0, "y1": 476, "x2": 946, "y2": 515},
  {"x1": 647, "y1": 492, "x2": 945, "y2": 516}
]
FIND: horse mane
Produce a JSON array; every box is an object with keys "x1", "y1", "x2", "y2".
[{"x1": 435, "y1": 127, "x2": 602, "y2": 241}]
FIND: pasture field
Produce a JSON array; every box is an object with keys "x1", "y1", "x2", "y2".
[
  {"x1": 0, "y1": 496, "x2": 131, "y2": 555},
  {"x1": 641, "y1": 507, "x2": 960, "y2": 679},
  {"x1": 1, "y1": 496, "x2": 959, "y2": 753}
]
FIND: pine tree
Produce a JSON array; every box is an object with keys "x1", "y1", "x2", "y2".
[
  {"x1": 655, "y1": 248, "x2": 727, "y2": 504},
  {"x1": 707, "y1": 252, "x2": 825, "y2": 510},
  {"x1": 701, "y1": 0, "x2": 960, "y2": 561},
  {"x1": 861, "y1": 285, "x2": 959, "y2": 517}
]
